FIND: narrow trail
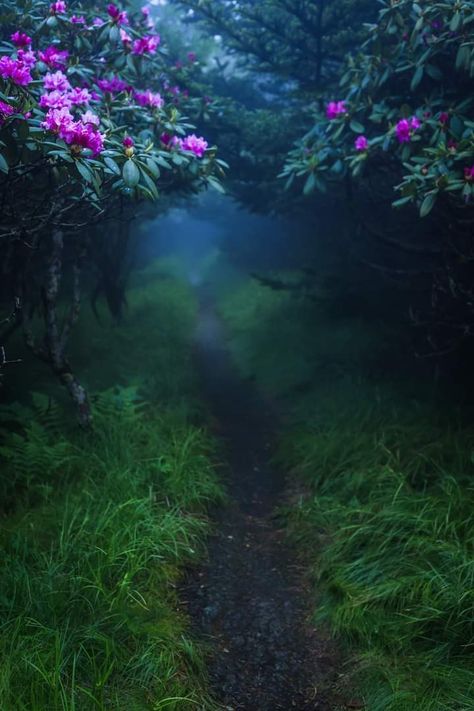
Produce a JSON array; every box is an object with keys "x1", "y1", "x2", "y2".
[{"x1": 180, "y1": 289, "x2": 340, "y2": 710}]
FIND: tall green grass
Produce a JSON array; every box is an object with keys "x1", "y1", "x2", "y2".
[
  {"x1": 0, "y1": 261, "x2": 223, "y2": 710},
  {"x1": 218, "y1": 275, "x2": 474, "y2": 710}
]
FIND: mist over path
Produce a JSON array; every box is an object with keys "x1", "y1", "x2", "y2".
[{"x1": 179, "y1": 285, "x2": 340, "y2": 710}]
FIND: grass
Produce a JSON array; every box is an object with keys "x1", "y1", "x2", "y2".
[
  {"x1": 0, "y1": 260, "x2": 224, "y2": 710},
  {"x1": 217, "y1": 273, "x2": 474, "y2": 711}
]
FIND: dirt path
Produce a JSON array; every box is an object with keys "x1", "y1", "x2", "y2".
[{"x1": 181, "y1": 291, "x2": 340, "y2": 710}]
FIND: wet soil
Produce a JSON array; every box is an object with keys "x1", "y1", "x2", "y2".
[{"x1": 181, "y1": 290, "x2": 341, "y2": 710}]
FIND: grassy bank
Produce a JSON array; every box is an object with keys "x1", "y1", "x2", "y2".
[
  {"x1": 217, "y1": 275, "x2": 474, "y2": 711},
  {"x1": 0, "y1": 261, "x2": 223, "y2": 710}
]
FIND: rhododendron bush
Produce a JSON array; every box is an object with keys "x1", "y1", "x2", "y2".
[
  {"x1": 281, "y1": 0, "x2": 474, "y2": 218},
  {"x1": 0, "y1": 0, "x2": 225, "y2": 423}
]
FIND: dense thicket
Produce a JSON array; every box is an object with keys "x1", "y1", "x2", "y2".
[{"x1": 0, "y1": 0, "x2": 225, "y2": 421}]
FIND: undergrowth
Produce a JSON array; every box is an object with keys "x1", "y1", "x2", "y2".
[
  {"x1": 218, "y1": 274, "x2": 474, "y2": 711},
  {"x1": 0, "y1": 261, "x2": 223, "y2": 710}
]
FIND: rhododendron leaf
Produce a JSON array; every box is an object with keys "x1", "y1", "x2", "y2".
[
  {"x1": 145, "y1": 157, "x2": 160, "y2": 178},
  {"x1": 76, "y1": 160, "x2": 93, "y2": 182},
  {"x1": 0, "y1": 153, "x2": 8, "y2": 173},
  {"x1": 303, "y1": 172, "x2": 316, "y2": 195},
  {"x1": 139, "y1": 167, "x2": 158, "y2": 198},
  {"x1": 411, "y1": 66, "x2": 423, "y2": 91},
  {"x1": 156, "y1": 156, "x2": 172, "y2": 169},
  {"x1": 350, "y1": 120, "x2": 365, "y2": 133},
  {"x1": 419, "y1": 192, "x2": 437, "y2": 217},
  {"x1": 104, "y1": 156, "x2": 120, "y2": 174},
  {"x1": 450, "y1": 12, "x2": 462, "y2": 32},
  {"x1": 122, "y1": 159, "x2": 140, "y2": 187},
  {"x1": 109, "y1": 25, "x2": 120, "y2": 45},
  {"x1": 207, "y1": 176, "x2": 225, "y2": 194}
]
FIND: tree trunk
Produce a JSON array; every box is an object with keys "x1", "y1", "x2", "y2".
[{"x1": 24, "y1": 229, "x2": 92, "y2": 427}]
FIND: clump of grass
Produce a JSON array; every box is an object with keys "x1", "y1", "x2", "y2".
[
  {"x1": 217, "y1": 274, "x2": 474, "y2": 711},
  {"x1": 0, "y1": 262, "x2": 223, "y2": 710}
]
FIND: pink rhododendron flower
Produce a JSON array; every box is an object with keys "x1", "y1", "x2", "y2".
[
  {"x1": 39, "y1": 90, "x2": 71, "y2": 109},
  {"x1": 82, "y1": 110, "x2": 100, "y2": 126},
  {"x1": 326, "y1": 101, "x2": 347, "y2": 119},
  {"x1": 439, "y1": 111, "x2": 449, "y2": 125},
  {"x1": 395, "y1": 116, "x2": 421, "y2": 143},
  {"x1": 107, "y1": 4, "x2": 128, "y2": 25},
  {"x1": 42, "y1": 107, "x2": 104, "y2": 156},
  {"x1": 187, "y1": 52, "x2": 197, "y2": 63},
  {"x1": 181, "y1": 134, "x2": 208, "y2": 158},
  {"x1": 71, "y1": 15, "x2": 86, "y2": 24},
  {"x1": 0, "y1": 56, "x2": 32, "y2": 85},
  {"x1": 97, "y1": 76, "x2": 129, "y2": 93},
  {"x1": 50, "y1": 1, "x2": 66, "y2": 13},
  {"x1": 132, "y1": 35, "x2": 160, "y2": 55},
  {"x1": 17, "y1": 49, "x2": 36, "y2": 67},
  {"x1": 41, "y1": 105, "x2": 74, "y2": 133},
  {"x1": 44, "y1": 70, "x2": 71, "y2": 91},
  {"x1": 123, "y1": 135, "x2": 134, "y2": 148},
  {"x1": 67, "y1": 87, "x2": 91, "y2": 106},
  {"x1": 141, "y1": 5, "x2": 154, "y2": 28},
  {"x1": 92, "y1": 17, "x2": 104, "y2": 26},
  {"x1": 355, "y1": 135, "x2": 368, "y2": 151},
  {"x1": 38, "y1": 46, "x2": 68, "y2": 69},
  {"x1": 120, "y1": 29, "x2": 132, "y2": 45},
  {"x1": 134, "y1": 90, "x2": 163, "y2": 108},
  {"x1": 395, "y1": 119, "x2": 411, "y2": 143},
  {"x1": 0, "y1": 100, "x2": 15, "y2": 123},
  {"x1": 160, "y1": 132, "x2": 179, "y2": 146},
  {"x1": 464, "y1": 166, "x2": 474, "y2": 181},
  {"x1": 11, "y1": 31, "x2": 32, "y2": 48}
]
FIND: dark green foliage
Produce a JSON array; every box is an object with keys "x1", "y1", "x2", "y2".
[
  {"x1": 172, "y1": 0, "x2": 376, "y2": 89},
  {"x1": 0, "y1": 263, "x2": 224, "y2": 710}
]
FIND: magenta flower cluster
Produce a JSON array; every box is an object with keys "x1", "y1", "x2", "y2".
[
  {"x1": 97, "y1": 75, "x2": 129, "y2": 93},
  {"x1": 50, "y1": 1, "x2": 67, "y2": 14},
  {"x1": 38, "y1": 46, "x2": 69, "y2": 69},
  {"x1": 132, "y1": 35, "x2": 160, "y2": 55},
  {"x1": 107, "y1": 3, "x2": 128, "y2": 25},
  {"x1": 42, "y1": 106, "x2": 104, "y2": 155},
  {"x1": 0, "y1": 56, "x2": 32, "y2": 85},
  {"x1": 0, "y1": 100, "x2": 15, "y2": 124},
  {"x1": 355, "y1": 135, "x2": 369, "y2": 151},
  {"x1": 326, "y1": 101, "x2": 347, "y2": 119},
  {"x1": 11, "y1": 31, "x2": 32, "y2": 48},
  {"x1": 160, "y1": 132, "x2": 208, "y2": 158},
  {"x1": 180, "y1": 134, "x2": 208, "y2": 158},
  {"x1": 134, "y1": 89, "x2": 163, "y2": 108},
  {"x1": 395, "y1": 116, "x2": 421, "y2": 143},
  {"x1": 464, "y1": 165, "x2": 474, "y2": 181}
]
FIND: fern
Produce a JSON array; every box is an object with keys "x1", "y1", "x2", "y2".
[{"x1": 0, "y1": 397, "x2": 75, "y2": 508}]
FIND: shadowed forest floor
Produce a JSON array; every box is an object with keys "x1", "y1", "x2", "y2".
[{"x1": 180, "y1": 289, "x2": 343, "y2": 710}]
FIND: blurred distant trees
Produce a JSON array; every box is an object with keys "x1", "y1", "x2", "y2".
[{"x1": 170, "y1": 0, "x2": 474, "y2": 368}]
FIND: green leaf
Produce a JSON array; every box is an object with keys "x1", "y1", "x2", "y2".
[
  {"x1": 350, "y1": 120, "x2": 365, "y2": 134},
  {"x1": 450, "y1": 11, "x2": 461, "y2": 33},
  {"x1": 303, "y1": 172, "x2": 316, "y2": 195},
  {"x1": 122, "y1": 159, "x2": 140, "y2": 187},
  {"x1": 145, "y1": 157, "x2": 160, "y2": 179},
  {"x1": 104, "y1": 156, "x2": 120, "y2": 175},
  {"x1": 411, "y1": 65, "x2": 424, "y2": 91},
  {"x1": 76, "y1": 160, "x2": 93, "y2": 183},
  {"x1": 207, "y1": 176, "x2": 226, "y2": 194},
  {"x1": 419, "y1": 192, "x2": 437, "y2": 218},
  {"x1": 0, "y1": 153, "x2": 9, "y2": 173}
]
